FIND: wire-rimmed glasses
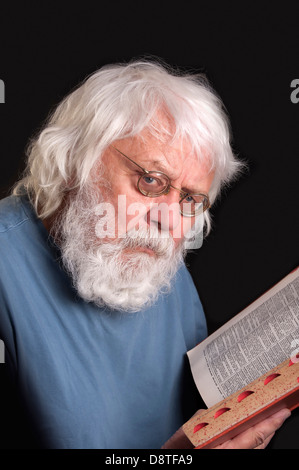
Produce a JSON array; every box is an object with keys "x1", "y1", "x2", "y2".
[{"x1": 112, "y1": 146, "x2": 210, "y2": 217}]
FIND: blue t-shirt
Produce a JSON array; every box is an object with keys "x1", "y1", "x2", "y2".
[{"x1": 0, "y1": 195, "x2": 207, "y2": 449}]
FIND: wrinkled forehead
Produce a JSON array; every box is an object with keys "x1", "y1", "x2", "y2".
[
  {"x1": 121, "y1": 125, "x2": 213, "y2": 175},
  {"x1": 134, "y1": 108, "x2": 213, "y2": 168}
]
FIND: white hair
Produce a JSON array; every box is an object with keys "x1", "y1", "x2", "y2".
[{"x1": 14, "y1": 59, "x2": 243, "y2": 230}]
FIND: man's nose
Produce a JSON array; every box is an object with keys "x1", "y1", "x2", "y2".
[{"x1": 146, "y1": 193, "x2": 182, "y2": 234}]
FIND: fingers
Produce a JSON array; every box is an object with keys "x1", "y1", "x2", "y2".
[
  {"x1": 215, "y1": 408, "x2": 291, "y2": 449},
  {"x1": 254, "y1": 432, "x2": 275, "y2": 449},
  {"x1": 162, "y1": 407, "x2": 291, "y2": 449}
]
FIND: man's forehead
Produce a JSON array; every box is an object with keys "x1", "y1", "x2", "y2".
[
  {"x1": 123, "y1": 134, "x2": 191, "y2": 163},
  {"x1": 123, "y1": 135, "x2": 212, "y2": 184}
]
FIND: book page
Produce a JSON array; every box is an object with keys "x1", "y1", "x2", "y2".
[{"x1": 188, "y1": 267, "x2": 299, "y2": 408}]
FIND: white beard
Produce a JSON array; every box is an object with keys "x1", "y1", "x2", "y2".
[{"x1": 53, "y1": 190, "x2": 186, "y2": 312}]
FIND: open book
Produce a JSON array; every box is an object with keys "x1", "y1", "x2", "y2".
[{"x1": 183, "y1": 267, "x2": 299, "y2": 448}]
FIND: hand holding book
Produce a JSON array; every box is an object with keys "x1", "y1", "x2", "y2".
[{"x1": 166, "y1": 267, "x2": 299, "y2": 449}]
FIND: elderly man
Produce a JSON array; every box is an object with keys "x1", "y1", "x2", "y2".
[{"x1": 0, "y1": 60, "x2": 290, "y2": 449}]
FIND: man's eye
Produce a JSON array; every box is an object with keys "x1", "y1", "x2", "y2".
[
  {"x1": 141, "y1": 175, "x2": 165, "y2": 188},
  {"x1": 138, "y1": 173, "x2": 168, "y2": 197},
  {"x1": 184, "y1": 195, "x2": 195, "y2": 203},
  {"x1": 143, "y1": 176, "x2": 156, "y2": 184}
]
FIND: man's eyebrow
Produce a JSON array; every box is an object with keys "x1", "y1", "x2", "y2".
[{"x1": 139, "y1": 158, "x2": 178, "y2": 179}]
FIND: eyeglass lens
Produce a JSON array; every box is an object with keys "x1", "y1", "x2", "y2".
[{"x1": 138, "y1": 172, "x2": 206, "y2": 216}]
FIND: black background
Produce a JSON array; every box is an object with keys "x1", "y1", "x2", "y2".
[{"x1": 0, "y1": 2, "x2": 298, "y2": 449}]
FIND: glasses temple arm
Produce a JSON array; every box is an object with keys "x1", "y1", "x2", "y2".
[{"x1": 111, "y1": 146, "x2": 149, "y2": 173}]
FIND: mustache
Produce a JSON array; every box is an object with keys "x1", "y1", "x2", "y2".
[{"x1": 110, "y1": 226, "x2": 176, "y2": 257}]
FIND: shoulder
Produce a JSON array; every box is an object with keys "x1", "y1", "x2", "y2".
[
  {"x1": 0, "y1": 194, "x2": 47, "y2": 262},
  {"x1": 0, "y1": 195, "x2": 30, "y2": 234}
]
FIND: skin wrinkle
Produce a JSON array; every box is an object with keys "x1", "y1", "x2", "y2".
[{"x1": 100, "y1": 131, "x2": 214, "y2": 248}]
